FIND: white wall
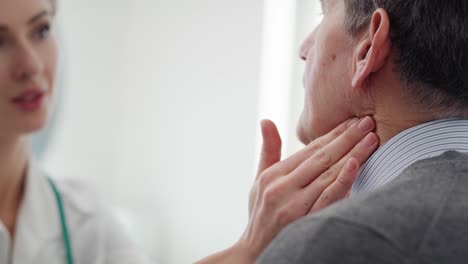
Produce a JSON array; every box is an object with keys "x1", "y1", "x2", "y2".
[
  {"x1": 256, "y1": 0, "x2": 297, "y2": 161},
  {"x1": 255, "y1": 0, "x2": 321, "y2": 157},
  {"x1": 42, "y1": 0, "x2": 263, "y2": 263}
]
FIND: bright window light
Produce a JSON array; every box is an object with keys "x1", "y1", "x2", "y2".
[{"x1": 256, "y1": 0, "x2": 297, "y2": 167}]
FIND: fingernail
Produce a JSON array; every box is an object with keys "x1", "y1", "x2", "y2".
[
  {"x1": 347, "y1": 118, "x2": 359, "y2": 128},
  {"x1": 358, "y1": 116, "x2": 373, "y2": 132},
  {"x1": 362, "y1": 133, "x2": 378, "y2": 148}
]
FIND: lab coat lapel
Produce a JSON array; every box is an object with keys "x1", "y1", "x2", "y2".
[{"x1": 12, "y1": 161, "x2": 61, "y2": 263}]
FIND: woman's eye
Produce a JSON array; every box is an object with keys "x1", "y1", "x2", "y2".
[{"x1": 36, "y1": 24, "x2": 51, "y2": 40}]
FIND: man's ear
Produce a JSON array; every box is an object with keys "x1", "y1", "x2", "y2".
[{"x1": 352, "y1": 8, "x2": 392, "y2": 89}]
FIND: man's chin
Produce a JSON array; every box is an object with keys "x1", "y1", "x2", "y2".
[{"x1": 296, "y1": 125, "x2": 314, "y2": 145}]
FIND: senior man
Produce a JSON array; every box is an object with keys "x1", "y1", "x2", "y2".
[
  {"x1": 199, "y1": 0, "x2": 468, "y2": 263},
  {"x1": 259, "y1": 0, "x2": 468, "y2": 263}
]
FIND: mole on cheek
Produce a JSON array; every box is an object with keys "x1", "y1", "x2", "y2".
[{"x1": 331, "y1": 54, "x2": 337, "y2": 61}]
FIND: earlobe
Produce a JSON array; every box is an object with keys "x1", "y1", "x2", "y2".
[{"x1": 352, "y1": 8, "x2": 392, "y2": 89}]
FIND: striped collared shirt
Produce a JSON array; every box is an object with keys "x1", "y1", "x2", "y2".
[{"x1": 352, "y1": 118, "x2": 468, "y2": 194}]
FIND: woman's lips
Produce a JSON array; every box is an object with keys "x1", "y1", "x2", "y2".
[{"x1": 11, "y1": 90, "x2": 45, "y2": 112}]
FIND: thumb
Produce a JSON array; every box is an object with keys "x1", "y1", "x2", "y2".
[{"x1": 256, "y1": 119, "x2": 282, "y2": 179}]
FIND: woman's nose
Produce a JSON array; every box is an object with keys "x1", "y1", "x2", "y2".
[{"x1": 12, "y1": 42, "x2": 43, "y2": 81}]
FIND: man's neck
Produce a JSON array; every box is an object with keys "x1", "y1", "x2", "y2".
[
  {"x1": 364, "y1": 75, "x2": 436, "y2": 146},
  {"x1": 373, "y1": 114, "x2": 433, "y2": 146}
]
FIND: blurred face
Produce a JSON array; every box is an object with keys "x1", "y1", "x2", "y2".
[
  {"x1": 297, "y1": 0, "x2": 356, "y2": 144},
  {"x1": 0, "y1": 0, "x2": 57, "y2": 137}
]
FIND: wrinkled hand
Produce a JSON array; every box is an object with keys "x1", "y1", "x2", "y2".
[{"x1": 239, "y1": 117, "x2": 379, "y2": 261}]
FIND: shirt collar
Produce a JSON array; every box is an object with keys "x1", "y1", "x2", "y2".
[
  {"x1": 12, "y1": 160, "x2": 61, "y2": 262},
  {"x1": 352, "y1": 118, "x2": 468, "y2": 194}
]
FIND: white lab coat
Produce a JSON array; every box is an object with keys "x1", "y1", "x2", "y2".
[{"x1": 0, "y1": 161, "x2": 152, "y2": 264}]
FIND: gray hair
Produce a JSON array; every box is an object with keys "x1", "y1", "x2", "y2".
[{"x1": 344, "y1": 0, "x2": 468, "y2": 116}]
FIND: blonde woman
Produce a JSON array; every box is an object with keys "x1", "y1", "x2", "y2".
[{"x1": 0, "y1": 0, "x2": 150, "y2": 263}]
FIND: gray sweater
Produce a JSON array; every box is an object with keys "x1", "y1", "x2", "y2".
[{"x1": 258, "y1": 151, "x2": 468, "y2": 264}]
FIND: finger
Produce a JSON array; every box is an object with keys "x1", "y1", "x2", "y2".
[
  {"x1": 333, "y1": 132, "x2": 380, "y2": 171},
  {"x1": 256, "y1": 120, "x2": 282, "y2": 179},
  {"x1": 290, "y1": 116, "x2": 376, "y2": 187},
  {"x1": 314, "y1": 132, "x2": 379, "y2": 187},
  {"x1": 301, "y1": 133, "x2": 378, "y2": 209},
  {"x1": 308, "y1": 158, "x2": 360, "y2": 214},
  {"x1": 266, "y1": 117, "x2": 360, "y2": 176}
]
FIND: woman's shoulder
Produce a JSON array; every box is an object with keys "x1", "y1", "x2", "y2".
[
  {"x1": 37, "y1": 168, "x2": 152, "y2": 262},
  {"x1": 52, "y1": 176, "x2": 103, "y2": 216},
  {"x1": 52, "y1": 179, "x2": 152, "y2": 263},
  {"x1": 31, "y1": 161, "x2": 156, "y2": 263},
  {"x1": 32, "y1": 163, "x2": 115, "y2": 232}
]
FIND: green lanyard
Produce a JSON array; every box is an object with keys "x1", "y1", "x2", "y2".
[{"x1": 47, "y1": 178, "x2": 74, "y2": 264}]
